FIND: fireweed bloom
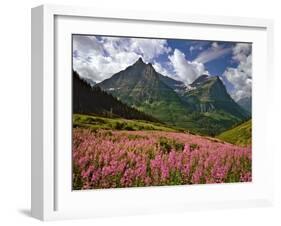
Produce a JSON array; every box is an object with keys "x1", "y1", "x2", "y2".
[{"x1": 73, "y1": 128, "x2": 252, "y2": 189}]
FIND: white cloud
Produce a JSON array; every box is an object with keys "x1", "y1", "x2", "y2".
[
  {"x1": 129, "y1": 38, "x2": 171, "y2": 62},
  {"x1": 73, "y1": 35, "x2": 170, "y2": 83},
  {"x1": 152, "y1": 61, "x2": 174, "y2": 78},
  {"x1": 195, "y1": 42, "x2": 232, "y2": 64},
  {"x1": 169, "y1": 49, "x2": 207, "y2": 84},
  {"x1": 232, "y1": 43, "x2": 251, "y2": 62},
  {"x1": 223, "y1": 43, "x2": 252, "y2": 101},
  {"x1": 73, "y1": 35, "x2": 103, "y2": 55}
]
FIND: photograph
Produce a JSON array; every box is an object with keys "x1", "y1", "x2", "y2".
[{"x1": 72, "y1": 34, "x2": 252, "y2": 190}]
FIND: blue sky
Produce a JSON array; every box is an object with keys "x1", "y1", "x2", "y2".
[
  {"x1": 156, "y1": 39, "x2": 239, "y2": 77},
  {"x1": 73, "y1": 35, "x2": 252, "y2": 101}
]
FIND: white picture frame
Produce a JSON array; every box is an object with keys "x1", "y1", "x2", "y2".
[{"x1": 31, "y1": 4, "x2": 274, "y2": 221}]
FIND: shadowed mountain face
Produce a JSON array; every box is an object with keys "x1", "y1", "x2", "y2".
[
  {"x1": 237, "y1": 96, "x2": 252, "y2": 114},
  {"x1": 97, "y1": 58, "x2": 184, "y2": 105},
  {"x1": 95, "y1": 58, "x2": 250, "y2": 135},
  {"x1": 73, "y1": 70, "x2": 160, "y2": 123}
]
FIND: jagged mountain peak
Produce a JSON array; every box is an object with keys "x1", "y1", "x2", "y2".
[
  {"x1": 191, "y1": 74, "x2": 210, "y2": 86},
  {"x1": 133, "y1": 57, "x2": 154, "y2": 70},
  {"x1": 207, "y1": 76, "x2": 224, "y2": 86},
  {"x1": 186, "y1": 75, "x2": 231, "y2": 103},
  {"x1": 183, "y1": 74, "x2": 248, "y2": 119},
  {"x1": 96, "y1": 59, "x2": 191, "y2": 127},
  {"x1": 190, "y1": 74, "x2": 223, "y2": 87},
  {"x1": 136, "y1": 57, "x2": 145, "y2": 64},
  {"x1": 98, "y1": 58, "x2": 159, "y2": 91}
]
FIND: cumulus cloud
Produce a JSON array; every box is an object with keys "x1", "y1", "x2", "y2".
[
  {"x1": 73, "y1": 35, "x2": 103, "y2": 56},
  {"x1": 152, "y1": 61, "x2": 174, "y2": 78},
  {"x1": 195, "y1": 42, "x2": 232, "y2": 64},
  {"x1": 223, "y1": 43, "x2": 252, "y2": 101},
  {"x1": 169, "y1": 49, "x2": 207, "y2": 84},
  {"x1": 232, "y1": 43, "x2": 252, "y2": 62},
  {"x1": 129, "y1": 38, "x2": 171, "y2": 62},
  {"x1": 73, "y1": 35, "x2": 170, "y2": 83}
]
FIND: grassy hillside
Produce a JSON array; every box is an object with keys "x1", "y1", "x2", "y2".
[
  {"x1": 73, "y1": 114, "x2": 184, "y2": 132},
  {"x1": 217, "y1": 120, "x2": 252, "y2": 146}
]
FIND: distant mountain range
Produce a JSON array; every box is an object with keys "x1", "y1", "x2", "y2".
[{"x1": 96, "y1": 58, "x2": 250, "y2": 135}]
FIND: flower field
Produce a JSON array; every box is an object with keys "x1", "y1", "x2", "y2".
[{"x1": 73, "y1": 128, "x2": 252, "y2": 190}]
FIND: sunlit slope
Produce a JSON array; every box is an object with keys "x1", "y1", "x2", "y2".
[{"x1": 217, "y1": 120, "x2": 252, "y2": 146}]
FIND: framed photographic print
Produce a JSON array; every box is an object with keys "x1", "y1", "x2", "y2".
[{"x1": 31, "y1": 4, "x2": 274, "y2": 221}]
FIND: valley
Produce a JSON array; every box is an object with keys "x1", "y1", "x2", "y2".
[{"x1": 96, "y1": 57, "x2": 250, "y2": 136}]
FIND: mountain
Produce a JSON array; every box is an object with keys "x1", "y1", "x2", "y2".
[
  {"x1": 190, "y1": 74, "x2": 210, "y2": 87},
  {"x1": 96, "y1": 58, "x2": 192, "y2": 129},
  {"x1": 158, "y1": 74, "x2": 186, "y2": 94},
  {"x1": 182, "y1": 74, "x2": 248, "y2": 118},
  {"x1": 73, "y1": 70, "x2": 159, "y2": 123},
  {"x1": 96, "y1": 58, "x2": 249, "y2": 135},
  {"x1": 237, "y1": 97, "x2": 252, "y2": 114},
  {"x1": 180, "y1": 74, "x2": 249, "y2": 135},
  {"x1": 217, "y1": 119, "x2": 252, "y2": 147}
]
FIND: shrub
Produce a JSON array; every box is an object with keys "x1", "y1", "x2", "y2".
[
  {"x1": 189, "y1": 143, "x2": 199, "y2": 151},
  {"x1": 159, "y1": 137, "x2": 184, "y2": 153},
  {"x1": 159, "y1": 137, "x2": 172, "y2": 153},
  {"x1": 114, "y1": 121, "x2": 125, "y2": 130}
]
